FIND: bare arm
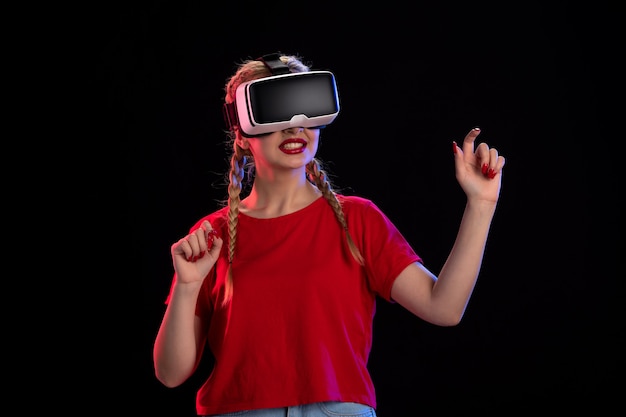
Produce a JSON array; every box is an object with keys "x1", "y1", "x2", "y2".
[
  {"x1": 391, "y1": 128, "x2": 505, "y2": 326},
  {"x1": 153, "y1": 221, "x2": 223, "y2": 387}
]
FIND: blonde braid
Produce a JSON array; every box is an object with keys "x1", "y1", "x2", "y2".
[
  {"x1": 307, "y1": 159, "x2": 364, "y2": 265},
  {"x1": 223, "y1": 145, "x2": 247, "y2": 306}
]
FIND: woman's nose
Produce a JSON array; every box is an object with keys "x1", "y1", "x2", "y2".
[{"x1": 282, "y1": 126, "x2": 304, "y2": 133}]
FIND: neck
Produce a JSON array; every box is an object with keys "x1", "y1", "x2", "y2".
[{"x1": 241, "y1": 175, "x2": 321, "y2": 219}]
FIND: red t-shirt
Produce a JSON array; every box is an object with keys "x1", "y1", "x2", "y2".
[{"x1": 167, "y1": 195, "x2": 422, "y2": 415}]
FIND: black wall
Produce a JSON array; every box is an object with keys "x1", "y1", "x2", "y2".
[{"x1": 98, "y1": 1, "x2": 620, "y2": 415}]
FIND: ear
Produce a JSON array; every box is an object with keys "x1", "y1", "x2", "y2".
[{"x1": 236, "y1": 136, "x2": 250, "y2": 149}]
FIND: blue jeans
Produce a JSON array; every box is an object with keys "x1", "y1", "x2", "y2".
[{"x1": 206, "y1": 401, "x2": 376, "y2": 417}]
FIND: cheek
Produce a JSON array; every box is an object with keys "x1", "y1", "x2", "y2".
[{"x1": 307, "y1": 130, "x2": 321, "y2": 152}]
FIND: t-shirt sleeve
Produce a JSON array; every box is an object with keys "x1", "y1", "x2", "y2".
[{"x1": 346, "y1": 197, "x2": 422, "y2": 302}]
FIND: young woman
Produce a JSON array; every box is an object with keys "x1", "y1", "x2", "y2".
[{"x1": 153, "y1": 53, "x2": 505, "y2": 417}]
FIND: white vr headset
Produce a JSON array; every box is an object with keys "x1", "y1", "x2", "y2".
[{"x1": 223, "y1": 53, "x2": 340, "y2": 137}]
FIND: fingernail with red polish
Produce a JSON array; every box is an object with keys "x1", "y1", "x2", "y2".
[
  {"x1": 482, "y1": 164, "x2": 489, "y2": 175},
  {"x1": 452, "y1": 141, "x2": 457, "y2": 154},
  {"x1": 488, "y1": 169, "x2": 496, "y2": 179},
  {"x1": 206, "y1": 229, "x2": 219, "y2": 250}
]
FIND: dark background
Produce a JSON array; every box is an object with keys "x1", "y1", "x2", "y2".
[{"x1": 98, "y1": 1, "x2": 620, "y2": 415}]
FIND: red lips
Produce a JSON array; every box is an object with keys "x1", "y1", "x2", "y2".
[{"x1": 279, "y1": 138, "x2": 307, "y2": 154}]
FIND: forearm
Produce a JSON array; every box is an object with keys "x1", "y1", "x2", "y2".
[
  {"x1": 432, "y1": 198, "x2": 497, "y2": 322},
  {"x1": 153, "y1": 281, "x2": 204, "y2": 387}
]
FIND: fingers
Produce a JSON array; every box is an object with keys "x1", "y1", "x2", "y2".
[
  {"x1": 461, "y1": 127, "x2": 481, "y2": 154},
  {"x1": 457, "y1": 127, "x2": 505, "y2": 180},
  {"x1": 172, "y1": 221, "x2": 221, "y2": 262},
  {"x1": 477, "y1": 143, "x2": 505, "y2": 179},
  {"x1": 475, "y1": 142, "x2": 492, "y2": 176},
  {"x1": 173, "y1": 233, "x2": 204, "y2": 262}
]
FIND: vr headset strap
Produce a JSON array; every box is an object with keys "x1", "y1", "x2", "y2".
[
  {"x1": 258, "y1": 52, "x2": 290, "y2": 75},
  {"x1": 223, "y1": 52, "x2": 289, "y2": 131}
]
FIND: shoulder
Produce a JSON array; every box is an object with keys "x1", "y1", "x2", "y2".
[
  {"x1": 336, "y1": 194, "x2": 380, "y2": 215},
  {"x1": 337, "y1": 194, "x2": 402, "y2": 229},
  {"x1": 337, "y1": 194, "x2": 374, "y2": 209},
  {"x1": 336, "y1": 194, "x2": 392, "y2": 226}
]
